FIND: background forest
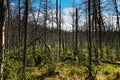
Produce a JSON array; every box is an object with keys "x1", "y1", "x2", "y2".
[{"x1": 0, "y1": 0, "x2": 120, "y2": 80}]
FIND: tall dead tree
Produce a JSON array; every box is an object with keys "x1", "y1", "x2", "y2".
[
  {"x1": 113, "y1": 0, "x2": 120, "y2": 59},
  {"x1": 93, "y1": 0, "x2": 99, "y2": 62},
  {"x1": 59, "y1": 0, "x2": 62, "y2": 57},
  {"x1": 98, "y1": 0, "x2": 103, "y2": 59},
  {"x1": 22, "y1": 0, "x2": 28, "y2": 80},
  {"x1": 44, "y1": 0, "x2": 48, "y2": 64},
  {"x1": 88, "y1": 0, "x2": 92, "y2": 77},
  {"x1": 6, "y1": 0, "x2": 10, "y2": 60},
  {"x1": 74, "y1": 8, "x2": 78, "y2": 57},
  {"x1": 56, "y1": 0, "x2": 59, "y2": 64},
  {"x1": 18, "y1": 0, "x2": 21, "y2": 46},
  {"x1": 0, "y1": 0, "x2": 6, "y2": 80},
  {"x1": 72, "y1": 1, "x2": 75, "y2": 57}
]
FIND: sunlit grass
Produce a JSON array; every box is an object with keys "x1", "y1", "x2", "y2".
[{"x1": 32, "y1": 62, "x2": 120, "y2": 80}]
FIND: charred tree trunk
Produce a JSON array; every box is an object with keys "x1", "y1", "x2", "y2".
[
  {"x1": 74, "y1": 8, "x2": 78, "y2": 57},
  {"x1": 98, "y1": 0, "x2": 103, "y2": 59},
  {"x1": 59, "y1": 0, "x2": 62, "y2": 57},
  {"x1": 88, "y1": 0, "x2": 92, "y2": 76},
  {"x1": 22, "y1": 0, "x2": 28, "y2": 79},
  {"x1": 56, "y1": 0, "x2": 59, "y2": 64},
  {"x1": 93, "y1": 0, "x2": 99, "y2": 62}
]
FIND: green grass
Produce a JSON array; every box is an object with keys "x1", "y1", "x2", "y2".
[
  {"x1": 21, "y1": 62, "x2": 120, "y2": 80},
  {"x1": 4, "y1": 45, "x2": 120, "y2": 80}
]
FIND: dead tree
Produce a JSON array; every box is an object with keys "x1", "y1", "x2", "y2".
[
  {"x1": 113, "y1": 0, "x2": 120, "y2": 59},
  {"x1": 98, "y1": 0, "x2": 103, "y2": 59},
  {"x1": 56, "y1": 0, "x2": 59, "y2": 64},
  {"x1": 88, "y1": 0, "x2": 92, "y2": 77},
  {"x1": 0, "y1": 0, "x2": 6, "y2": 80},
  {"x1": 22, "y1": 0, "x2": 28, "y2": 79},
  {"x1": 74, "y1": 8, "x2": 78, "y2": 57}
]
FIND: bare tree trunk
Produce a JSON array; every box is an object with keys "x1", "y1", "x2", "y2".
[
  {"x1": 88, "y1": 0, "x2": 92, "y2": 76},
  {"x1": 72, "y1": 4, "x2": 75, "y2": 57},
  {"x1": 74, "y1": 8, "x2": 78, "y2": 57},
  {"x1": 59, "y1": 0, "x2": 62, "y2": 57},
  {"x1": 113, "y1": 0, "x2": 120, "y2": 56},
  {"x1": 18, "y1": 0, "x2": 21, "y2": 41},
  {"x1": 44, "y1": 0, "x2": 48, "y2": 64},
  {"x1": 98, "y1": 0, "x2": 103, "y2": 59},
  {"x1": 6, "y1": 0, "x2": 10, "y2": 60},
  {"x1": 93, "y1": 0, "x2": 99, "y2": 62},
  {"x1": 56, "y1": 0, "x2": 59, "y2": 64},
  {"x1": 0, "y1": 0, "x2": 6, "y2": 80},
  {"x1": 22, "y1": 0, "x2": 28, "y2": 79},
  {"x1": 18, "y1": 0, "x2": 21, "y2": 59}
]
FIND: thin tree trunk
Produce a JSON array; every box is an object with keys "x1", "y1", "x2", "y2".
[
  {"x1": 56, "y1": 0, "x2": 59, "y2": 64},
  {"x1": 0, "y1": 0, "x2": 6, "y2": 80},
  {"x1": 18, "y1": 0, "x2": 21, "y2": 43},
  {"x1": 98, "y1": 0, "x2": 103, "y2": 59},
  {"x1": 88, "y1": 0, "x2": 92, "y2": 76},
  {"x1": 22, "y1": 0, "x2": 28, "y2": 79},
  {"x1": 72, "y1": 6, "x2": 75, "y2": 57},
  {"x1": 6, "y1": 0, "x2": 10, "y2": 60},
  {"x1": 74, "y1": 8, "x2": 78, "y2": 57},
  {"x1": 59, "y1": 0, "x2": 61, "y2": 57},
  {"x1": 44, "y1": 0, "x2": 48, "y2": 64}
]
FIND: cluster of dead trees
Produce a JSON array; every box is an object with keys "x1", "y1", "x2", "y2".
[{"x1": 0, "y1": 0, "x2": 120, "y2": 79}]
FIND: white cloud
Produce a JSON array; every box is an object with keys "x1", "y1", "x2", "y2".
[
  {"x1": 28, "y1": 7, "x2": 87, "y2": 31},
  {"x1": 10, "y1": 3, "x2": 15, "y2": 9}
]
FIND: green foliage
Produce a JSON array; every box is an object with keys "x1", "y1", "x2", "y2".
[
  {"x1": 45, "y1": 64, "x2": 57, "y2": 76},
  {"x1": 70, "y1": 66, "x2": 85, "y2": 75},
  {"x1": 103, "y1": 69, "x2": 111, "y2": 75},
  {"x1": 60, "y1": 56, "x2": 72, "y2": 63},
  {"x1": 4, "y1": 59, "x2": 22, "y2": 80},
  {"x1": 3, "y1": 43, "x2": 120, "y2": 80}
]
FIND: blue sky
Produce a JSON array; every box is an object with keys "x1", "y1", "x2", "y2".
[
  {"x1": 11, "y1": 0, "x2": 119, "y2": 31},
  {"x1": 12, "y1": 0, "x2": 81, "y2": 10},
  {"x1": 51, "y1": 0, "x2": 74, "y2": 8},
  {"x1": 51, "y1": 0, "x2": 80, "y2": 9}
]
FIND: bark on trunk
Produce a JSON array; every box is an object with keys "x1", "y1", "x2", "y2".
[{"x1": 0, "y1": 0, "x2": 6, "y2": 80}]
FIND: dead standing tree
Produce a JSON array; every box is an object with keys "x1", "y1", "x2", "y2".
[
  {"x1": 0, "y1": 0, "x2": 6, "y2": 80},
  {"x1": 88, "y1": 0, "x2": 92, "y2": 77},
  {"x1": 22, "y1": 0, "x2": 28, "y2": 79},
  {"x1": 113, "y1": 0, "x2": 120, "y2": 59}
]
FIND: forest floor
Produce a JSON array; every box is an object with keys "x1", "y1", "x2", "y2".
[{"x1": 28, "y1": 61, "x2": 120, "y2": 80}]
